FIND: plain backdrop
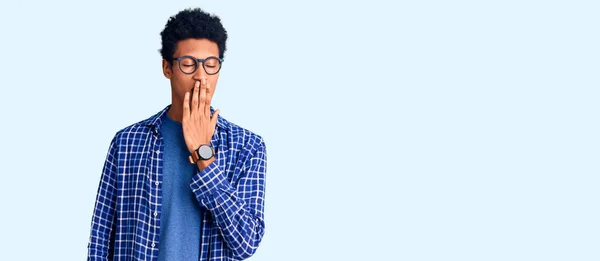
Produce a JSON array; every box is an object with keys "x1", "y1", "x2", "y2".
[{"x1": 0, "y1": 0, "x2": 598, "y2": 260}]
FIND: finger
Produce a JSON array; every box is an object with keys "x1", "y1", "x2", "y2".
[
  {"x1": 211, "y1": 109, "x2": 220, "y2": 128},
  {"x1": 205, "y1": 79, "x2": 214, "y2": 116},
  {"x1": 199, "y1": 78, "x2": 207, "y2": 116},
  {"x1": 183, "y1": 91, "x2": 190, "y2": 116},
  {"x1": 192, "y1": 81, "x2": 200, "y2": 112}
]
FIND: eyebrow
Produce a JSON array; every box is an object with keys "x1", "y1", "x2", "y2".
[{"x1": 179, "y1": 54, "x2": 219, "y2": 59}]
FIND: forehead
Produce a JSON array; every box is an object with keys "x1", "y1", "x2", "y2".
[{"x1": 174, "y1": 38, "x2": 219, "y2": 58}]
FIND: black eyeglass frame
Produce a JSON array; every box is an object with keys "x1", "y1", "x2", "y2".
[{"x1": 172, "y1": 55, "x2": 224, "y2": 75}]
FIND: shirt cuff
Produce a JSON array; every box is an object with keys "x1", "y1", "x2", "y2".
[{"x1": 190, "y1": 161, "x2": 235, "y2": 208}]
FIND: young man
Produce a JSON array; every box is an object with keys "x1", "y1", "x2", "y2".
[{"x1": 87, "y1": 8, "x2": 267, "y2": 261}]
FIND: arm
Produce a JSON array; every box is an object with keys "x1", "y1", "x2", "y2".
[
  {"x1": 190, "y1": 138, "x2": 267, "y2": 259},
  {"x1": 87, "y1": 137, "x2": 119, "y2": 261}
]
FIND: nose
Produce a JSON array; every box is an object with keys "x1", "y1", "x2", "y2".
[{"x1": 193, "y1": 62, "x2": 208, "y2": 80}]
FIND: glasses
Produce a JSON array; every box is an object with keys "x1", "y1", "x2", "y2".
[{"x1": 172, "y1": 55, "x2": 223, "y2": 75}]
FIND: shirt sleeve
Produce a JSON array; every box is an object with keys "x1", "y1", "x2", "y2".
[
  {"x1": 87, "y1": 136, "x2": 119, "y2": 261},
  {"x1": 190, "y1": 136, "x2": 267, "y2": 260}
]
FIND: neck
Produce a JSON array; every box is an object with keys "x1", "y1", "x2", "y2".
[{"x1": 167, "y1": 100, "x2": 183, "y2": 123}]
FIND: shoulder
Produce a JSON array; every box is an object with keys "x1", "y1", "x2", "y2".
[
  {"x1": 221, "y1": 116, "x2": 266, "y2": 154},
  {"x1": 111, "y1": 106, "x2": 168, "y2": 146},
  {"x1": 113, "y1": 120, "x2": 153, "y2": 142}
]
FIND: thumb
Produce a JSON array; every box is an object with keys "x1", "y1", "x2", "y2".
[{"x1": 211, "y1": 109, "x2": 220, "y2": 127}]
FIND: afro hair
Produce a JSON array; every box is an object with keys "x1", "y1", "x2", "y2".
[{"x1": 159, "y1": 8, "x2": 228, "y2": 64}]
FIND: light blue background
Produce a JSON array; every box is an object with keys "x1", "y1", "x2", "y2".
[{"x1": 0, "y1": 0, "x2": 598, "y2": 260}]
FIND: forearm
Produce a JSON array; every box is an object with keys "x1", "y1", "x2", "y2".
[
  {"x1": 88, "y1": 190, "x2": 117, "y2": 255},
  {"x1": 190, "y1": 162, "x2": 265, "y2": 259},
  {"x1": 87, "y1": 220, "x2": 116, "y2": 261},
  {"x1": 87, "y1": 138, "x2": 118, "y2": 261}
]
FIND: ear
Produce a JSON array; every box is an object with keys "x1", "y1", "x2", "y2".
[{"x1": 162, "y1": 59, "x2": 172, "y2": 79}]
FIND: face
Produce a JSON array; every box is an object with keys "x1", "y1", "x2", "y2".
[{"x1": 162, "y1": 38, "x2": 221, "y2": 108}]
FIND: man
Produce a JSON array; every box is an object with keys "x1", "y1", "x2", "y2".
[{"x1": 87, "y1": 8, "x2": 267, "y2": 261}]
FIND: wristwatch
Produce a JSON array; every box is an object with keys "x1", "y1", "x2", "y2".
[{"x1": 189, "y1": 144, "x2": 215, "y2": 164}]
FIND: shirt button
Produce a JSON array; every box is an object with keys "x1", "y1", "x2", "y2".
[
  {"x1": 154, "y1": 211, "x2": 158, "y2": 217},
  {"x1": 155, "y1": 181, "x2": 159, "y2": 186},
  {"x1": 155, "y1": 149, "x2": 160, "y2": 154},
  {"x1": 152, "y1": 243, "x2": 156, "y2": 247}
]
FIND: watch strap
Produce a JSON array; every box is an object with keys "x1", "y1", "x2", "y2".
[{"x1": 189, "y1": 150, "x2": 201, "y2": 164}]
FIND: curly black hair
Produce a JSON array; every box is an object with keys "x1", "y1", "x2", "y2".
[{"x1": 159, "y1": 8, "x2": 228, "y2": 65}]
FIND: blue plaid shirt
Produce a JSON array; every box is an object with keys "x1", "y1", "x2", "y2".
[{"x1": 87, "y1": 105, "x2": 267, "y2": 261}]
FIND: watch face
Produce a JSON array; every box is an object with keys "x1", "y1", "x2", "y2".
[{"x1": 198, "y1": 145, "x2": 213, "y2": 160}]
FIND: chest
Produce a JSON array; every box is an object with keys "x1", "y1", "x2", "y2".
[{"x1": 115, "y1": 130, "x2": 244, "y2": 193}]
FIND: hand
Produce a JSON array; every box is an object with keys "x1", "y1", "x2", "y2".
[{"x1": 182, "y1": 77, "x2": 220, "y2": 154}]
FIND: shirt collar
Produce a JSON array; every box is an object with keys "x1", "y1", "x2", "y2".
[{"x1": 142, "y1": 104, "x2": 230, "y2": 131}]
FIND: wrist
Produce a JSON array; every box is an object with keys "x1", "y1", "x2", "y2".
[
  {"x1": 189, "y1": 144, "x2": 215, "y2": 166},
  {"x1": 196, "y1": 157, "x2": 215, "y2": 171},
  {"x1": 188, "y1": 141, "x2": 210, "y2": 154}
]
